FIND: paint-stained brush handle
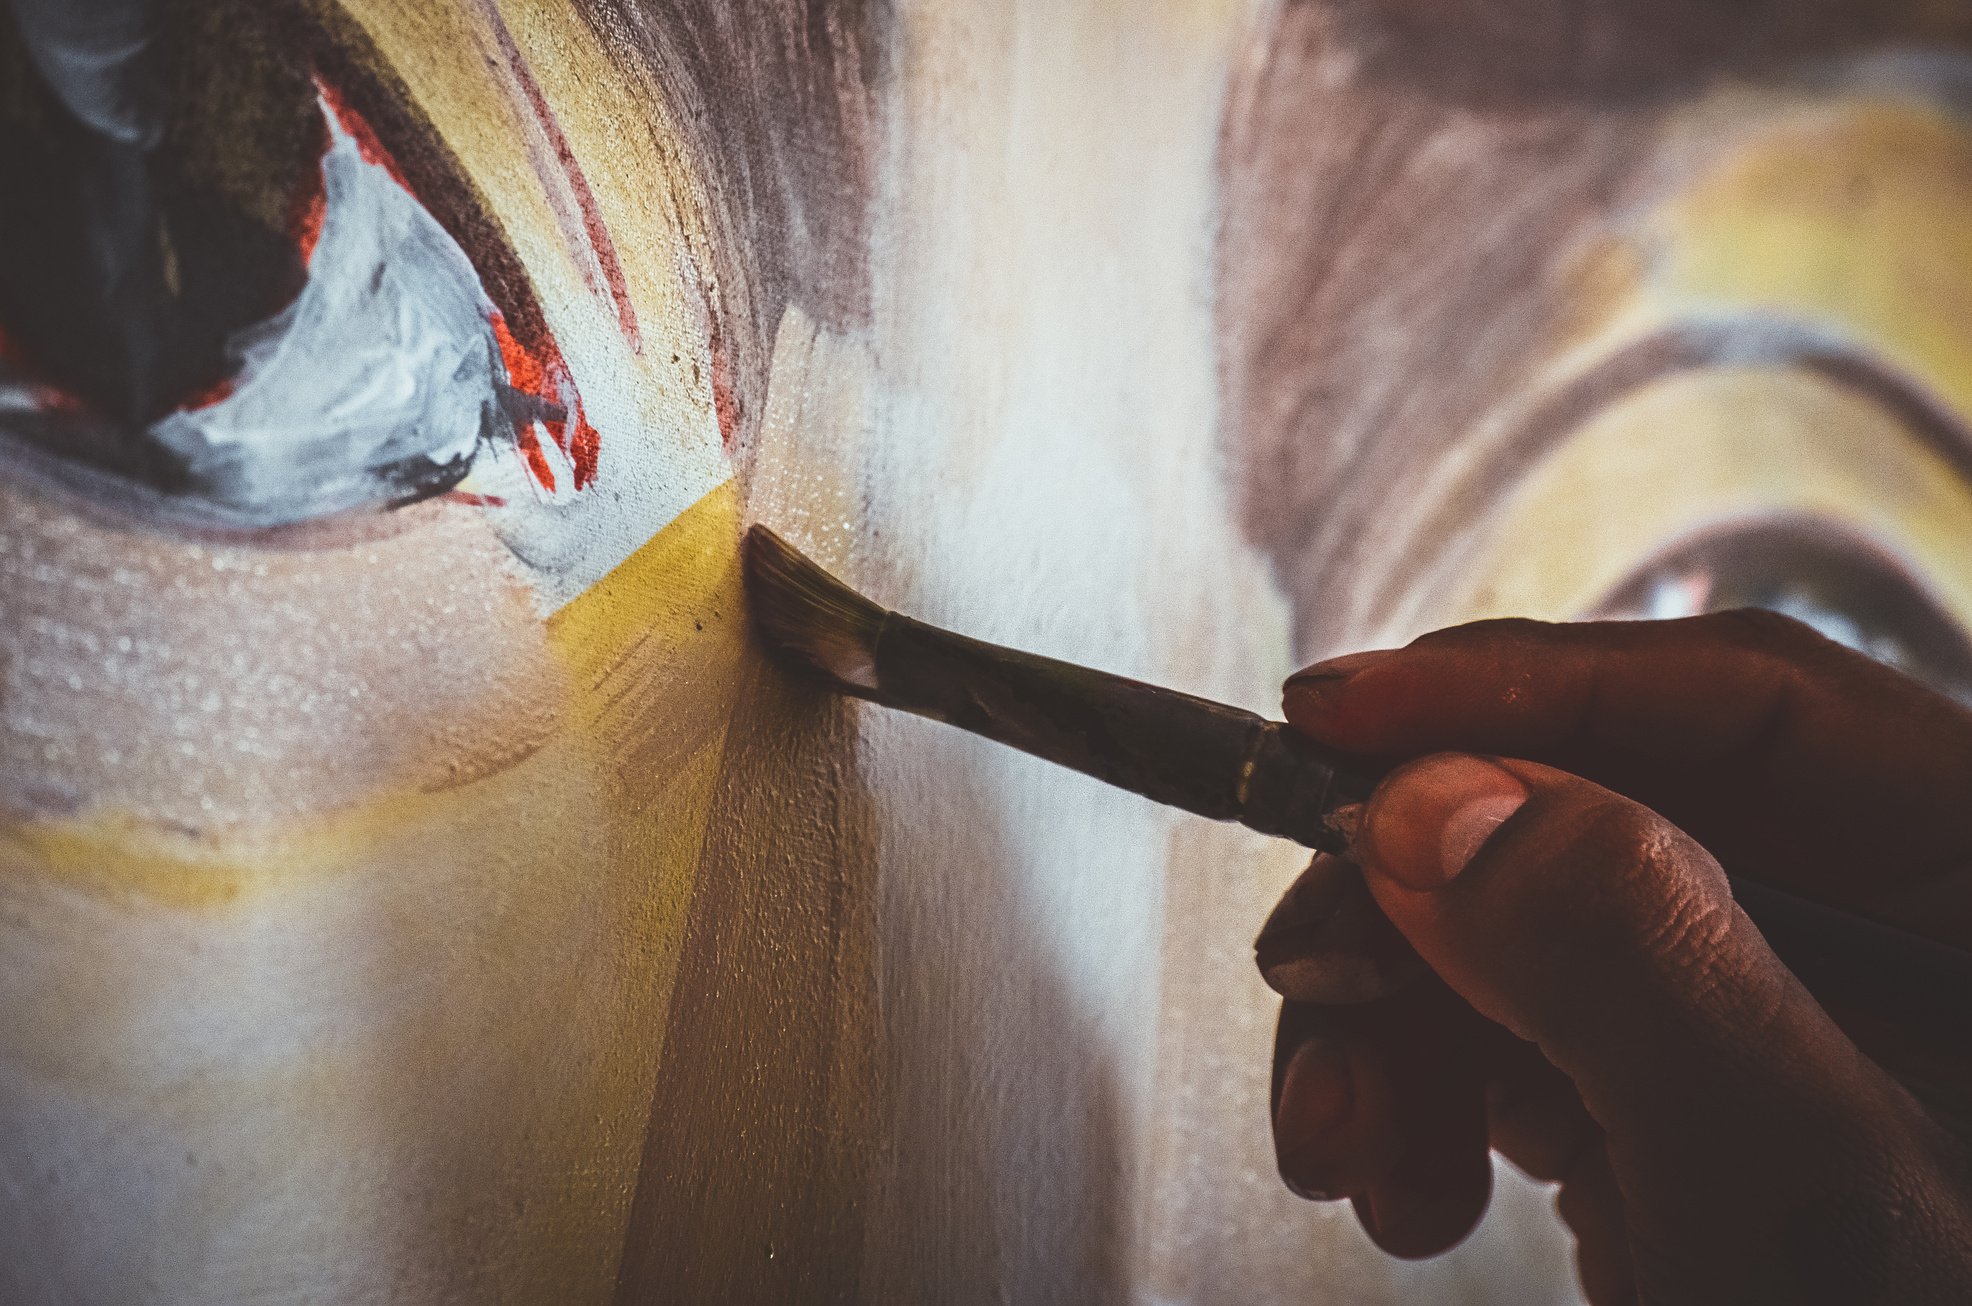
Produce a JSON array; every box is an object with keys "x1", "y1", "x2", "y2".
[
  {"x1": 872, "y1": 612, "x2": 1380, "y2": 852},
  {"x1": 741, "y1": 524, "x2": 1384, "y2": 852},
  {"x1": 1730, "y1": 875, "x2": 1972, "y2": 1136}
]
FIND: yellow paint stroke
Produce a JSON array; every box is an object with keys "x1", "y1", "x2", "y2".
[
  {"x1": 1451, "y1": 367, "x2": 1972, "y2": 625},
  {"x1": 1453, "y1": 96, "x2": 1972, "y2": 630},
  {"x1": 0, "y1": 480, "x2": 750, "y2": 1302},
  {"x1": 543, "y1": 474, "x2": 750, "y2": 1078},
  {"x1": 515, "y1": 476, "x2": 750, "y2": 1299},
  {"x1": 1, "y1": 481, "x2": 745, "y2": 902},
  {"x1": 1651, "y1": 100, "x2": 1972, "y2": 418}
]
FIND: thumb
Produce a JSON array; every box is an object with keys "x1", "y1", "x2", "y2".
[
  {"x1": 1355, "y1": 751, "x2": 1756, "y2": 1085},
  {"x1": 1357, "y1": 753, "x2": 1948, "y2": 1293}
]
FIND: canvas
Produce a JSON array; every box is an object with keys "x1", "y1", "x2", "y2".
[{"x1": 2, "y1": 1, "x2": 1970, "y2": 1302}]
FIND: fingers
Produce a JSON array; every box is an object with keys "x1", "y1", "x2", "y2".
[
  {"x1": 1271, "y1": 1001, "x2": 1397, "y2": 1201},
  {"x1": 1263, "y1": 860, "x2": 1494, "y2": 1258},
  {"x1": 1353, "y1": 749, "x2": 1961, "y2": 1286},
  {"x1": 1483, "y1": 1042, "x2": 1600, "y2": 1186},
  {"x1": 1352, "y1": 984, "x2": 1492, "y2": 1260},
  {"x1": 1271, "y1": 982, "x2": 1493, "y2": 1259},
  {"x1": 1554, "y1": 1146, "x2": 1638, "y2": 1306},
  {"x1": 1482, "y1": 1045, "x2": 1640, "y2": 1304},
  {"x1": 1283, "y1": 613, "x2": 1972, "y2": 916},
  {"x1": 1255, "y1": 855, "x2": 1426, "y2": 1004}
]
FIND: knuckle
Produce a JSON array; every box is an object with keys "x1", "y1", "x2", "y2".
[
  {"x1": 1690, "y1": 606, "x2": 1830, "y2": 662},
  {"x1": 1529, "y1": 795, "x2": 1733, "y2": 971},
  {"x1": 1497, "y1": 792, "x2": 1770, "y2": 1046},
  {"x1": 1632, "y1": 876, "x2": 1742, "y2": 1012},
  {"x1": 1548, "y1": 795, "x2": 1680, "y2": 889},
  {"x1": 1410, "y1": 616, "x2": 1562, "y2": 651}
]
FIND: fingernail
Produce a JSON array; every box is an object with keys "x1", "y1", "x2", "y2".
[
  {"x1": 1364, "y1": 753, "x2": 1527, "y2": 891},
  {"x1": 1256, "y1": 857, "x2": 1415, "y2": 1004},
  {"x1": 1275, "y1": 1040, "x2": 1354, "y2": 1196},
  {"x1": 1285, "y1": 649, "x2": 1392, "y2": 694},
  {"x1": 1284, "y1": 650, "x2": 1396, "y2": 721}
]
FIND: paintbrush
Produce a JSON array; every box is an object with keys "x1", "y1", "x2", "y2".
[
  {"x1": 742, "y1": 525, "x2": 1972, "y2": 1126},
  {"x1": 742, "y1": 524, "x2": 1383, "y2": 855}
]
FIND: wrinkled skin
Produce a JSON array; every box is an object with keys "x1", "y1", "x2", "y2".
[{"x1": 1258, "y1": 611, "x2": 1972, "y2": 1305}]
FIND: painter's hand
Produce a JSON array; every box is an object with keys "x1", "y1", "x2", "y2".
[{"x1": 1257, "y1": 611, "x2": 1972, "y2": 1306}]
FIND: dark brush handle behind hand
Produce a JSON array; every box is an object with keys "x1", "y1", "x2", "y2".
[{"x1": 1729, "y1": 875, "x2": 1972, "y2": 1135}]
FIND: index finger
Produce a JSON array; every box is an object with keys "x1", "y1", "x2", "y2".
[{"x1": 1284, "y1": 611, "x2": 1972, "y2": 913}]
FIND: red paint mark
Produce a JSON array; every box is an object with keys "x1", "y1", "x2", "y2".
[
  {"x1": 303, "y1": 75, "x2": 603, "y2": 497},
  {"x1": 567, "y1": 410, "x2": 600, "y2": 486},
  {"x1": 316, "y1": 78, "x2": 416, "y2": 194},
  {"x1": 709, "y1": 324, "x2": 740, "y2": 448},
  {"x1": 0, "y1": 324, "x2": 84, "y2": 411},
  {"x1": 515, "y1": 424, "x2": 557, "y2": 492},
  {"x1": 689, "y1": 268, "x2": 740, "y2": 448},
  {"x1": 480, "y1": 3, "x2": 641, "y2": 353},
  {"x1": 492, "y1": 311, "x2": 599, "y2": 492},
  {"x1": 291, "y1": 181, "x2": 327, "y2": 267},
  {"x1": 496, "y1": 311, "x2": 558, "y2": 492},
  {"x1": 446, "y1": 490, "x2": 508, "y2": 508},
  {"x1": 492, "y1": 312, "x2": 547, "y2": 398},
  {"x1": 180, "y1": 374, "x2": 237, "y2": 411},
  {"x1": 285, "y1": 107, "x2": 331, "y2": 270}
]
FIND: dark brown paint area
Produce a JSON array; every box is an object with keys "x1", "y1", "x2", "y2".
[
  {"x1": 0, "y1": 0, "x2": 318, "y2": 430},
  {"x1": 575, "y1": 0, "x2": 887, "y2": 464},
  {"x1": 0, "y1": 0, "x2": 590, "y2": 437},
  {"x1": 0, "y1": 0, "x2": 543, "y2": 517},
  {"x1": 296, "y1": 2, "x2": 554, "y2": 395},
  {"x1": 1325, "y1": 0, "x2": 1972, "y2": 105},
  {"x1": 0, "y1": 0, "x2": 886, "y2": 523}
]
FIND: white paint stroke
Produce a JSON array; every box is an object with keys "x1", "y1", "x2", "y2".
[{"x1": 146, "y1": 103, "x2": 501, "y2": 525}]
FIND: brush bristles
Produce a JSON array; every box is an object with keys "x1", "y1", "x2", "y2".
[{"x1": 742, "y1": 525, "x2": 888, "y2": 696}]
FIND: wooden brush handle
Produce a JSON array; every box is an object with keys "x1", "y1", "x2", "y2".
[{"x1": 1271, "y1": 860, "x2": 1972, "y2": 1136}]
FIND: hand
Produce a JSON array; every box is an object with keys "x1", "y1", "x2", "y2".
[{"x1": 1255, "y1": 611, "x2": 1972, "y2": 1305}]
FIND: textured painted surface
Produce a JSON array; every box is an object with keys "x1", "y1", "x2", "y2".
[
  {"x1": 854, "y1": 7, "x2": 1283, "y2": 1299},
  {"x1": 0, "y1": 0, "x2": 757, "y2": 1293},
  {"x1": 331, "y1": 0, "x2": 732, "y2": 608},
  {"x1": 1453, "y1": 368, "x2": 1972, "y2": 624},
  {"x1": 1434, "y1": 93, "x2": 1972, "y2": 633},
  {"x1": 0, "y1": 483, "x2": 746, "y2": 1302},
  {"x1": 5, "y1": 1, "x2": 1972, "y2": 1303}
]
